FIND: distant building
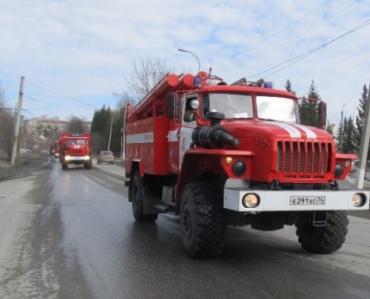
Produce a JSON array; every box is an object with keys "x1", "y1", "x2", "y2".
[{"x1": 24, "y1": 117, "x2": 91, "y2": 150}]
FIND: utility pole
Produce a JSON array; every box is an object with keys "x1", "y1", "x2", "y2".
[
  {"x1": 11, "y1": 76, "x2": 25, "y2": 165},
  {"x1": 107, "y1": 110, "x2": 113, "y2": 151},
  {"x1": 339, "y1": 104, "x2": 345, "y2": 151},
  {"x1": 355, "y1": 85, "x2": 370, "y2": 189},
  {"x1": 122, "y1": 102, "x2": 127, "y2": 159}
]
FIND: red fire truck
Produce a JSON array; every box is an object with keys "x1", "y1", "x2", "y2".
[
  {"x1": 59, "y1": 132, "x2": 92, "y2": 170},
  {"x1": 124, "y1": 71, "x2": 369, "y2": 258}
]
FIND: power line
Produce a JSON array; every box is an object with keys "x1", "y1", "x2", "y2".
[
  {"x1": 0, "y1": 63, "x2": 97, "y2": 110},
  {"x1": 294, "y1": 0, "x2": 352, "y2": 32},
  {"x1": 248, "y1": 17, "x2": 370, "y2": 79},
  {"x1": 245, "y1": 0, "x2": 355, "y2": 57},
  {"x1": 25, "y1": 94, "x2": 56, "y2": 105},
  {"x1": 293, "y1": 0, "x2": 355, "y2": 38},
  {"x1": 26, "y1": 78, "x2": 97, "y2": 110}
]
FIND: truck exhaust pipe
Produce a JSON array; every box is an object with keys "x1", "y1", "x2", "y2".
[{"x1": 192, "y1": 112, "x2": 239, "y2": 149}]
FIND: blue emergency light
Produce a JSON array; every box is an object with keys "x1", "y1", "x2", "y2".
[{"x1": 263, "y1": 81, "x2": 273, "y2": 88}]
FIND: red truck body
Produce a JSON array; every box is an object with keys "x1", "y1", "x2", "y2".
[
  {"x1": 58, "y1": 132, "x2": 92, "y2": 170},
  {"x1": 124, "y1": 71, "x2": 369, "y2": 258}
]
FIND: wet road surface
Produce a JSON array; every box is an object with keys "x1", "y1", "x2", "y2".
[{"x1": 1, "y1": 162, "x2": 370, "y2": 299}]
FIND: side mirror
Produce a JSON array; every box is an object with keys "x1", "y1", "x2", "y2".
[
  {"x1": 167, "y1": 92, "x2": 174, "y2": 118},
  {"x1": 206, "y1": 111, "x2": 225, "y2": 126},
  {"x1": 319, "y1": 101, "x2": 327, "y2": 129}
]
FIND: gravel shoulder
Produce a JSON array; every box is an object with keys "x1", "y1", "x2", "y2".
[{"x1": 0, "y1": 153, "x2": 51, "y2": 182}]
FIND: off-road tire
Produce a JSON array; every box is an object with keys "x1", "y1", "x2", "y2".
[
  {"x1": 180, "y1": 182, "x2": 225, "y2": 258},
  {"x1": 296, "y1": 211, "x2": 349, "y2": 254},
  {"x1": 129, "y1": 171, "x2": 158, "y2": 222}
]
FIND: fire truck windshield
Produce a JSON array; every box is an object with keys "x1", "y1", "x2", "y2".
[
  {"x1": 206, "y1": 93, "x2": 253, "y2": 119},
  {"x1": 67, "y1": 139, "x2": 87, "y2": 145},
  {"x1": 257, "y1": 96, "x2": 298, "y2": 123}
]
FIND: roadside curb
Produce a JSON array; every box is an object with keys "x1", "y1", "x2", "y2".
[{"x1": 94, "y1": 165, "x2": 125, "y2": 182}]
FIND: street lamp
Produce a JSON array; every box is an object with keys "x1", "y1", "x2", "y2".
[{"x1": 178, "y1": 48, "x2": 201, "y2": 73}]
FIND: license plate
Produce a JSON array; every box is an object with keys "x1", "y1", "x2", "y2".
[{"x1": 289, "y1": 196, "x2": 326, "y2": 206}]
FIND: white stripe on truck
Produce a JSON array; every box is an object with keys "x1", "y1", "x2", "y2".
[
  {"x1": 293, "y1": 124, "x2": 317, "y2": 139},
  {"x1": 263, "y1": 121, "x2": 301, "y2": 138},
  {"x1": 126, "y1": 132, "x2": 154, "y2": 144}
]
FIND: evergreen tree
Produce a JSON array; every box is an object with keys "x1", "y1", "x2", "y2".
[
  {"x1": 110, "y1": 109, "x2": 124, "y2": 155},
  {"x1": 90, "y1": 105, "x2": 125, "y2": 156},
  {"x1": 355, "y1": 84, "x2": 369, "y2": 151},
  {"x1": 342, "y1": 117, "x2": 357, "y2": 153},
  {"x1": 91, "y1": 106, "x2": 112, "y2": 153},
  {"x1": 285, "y1": 79, "x2": 295, "y2": 94},
  {"x1": 299, "y1": 81, "x2": 321, "y2": 127}
]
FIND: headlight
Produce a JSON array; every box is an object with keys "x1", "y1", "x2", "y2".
[
  {"x1": 242, "y1": 193, "x2": 260, "y2": 208},
  {"x1": 225, "y1": 156, "x2": 233, "y2": 164},
  {"x1": 65, "y1": 155, "x2": 71, "y2": 161},
  {"x1": 335, "y1": 164, "x2": 343, "y2": 177},
  {"x1": 352, "y1": 193, "x2": 366, "y2": 207},
  {"x1": 232, "y1": 161, "x2": 246, "y2": 176},
  {"x1": 83, "y1": 156, "x2": 90, "y2": 160}
]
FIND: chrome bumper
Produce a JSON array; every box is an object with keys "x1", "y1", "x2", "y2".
[{"x1": 223, "y1": 180, "x2": 370, "y2": 212}]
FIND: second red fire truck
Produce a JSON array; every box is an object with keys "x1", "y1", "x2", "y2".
[
  {"x1": 58, "y1": 132, "x2": 92, "y2": 170},
  {"x1": 124, "y1": 71, "x2": 369, "y2": 258}
]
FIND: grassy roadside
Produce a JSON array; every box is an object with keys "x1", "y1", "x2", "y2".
[{"x1": 0, "y1": 152, "x2": 51, "y2": 181}]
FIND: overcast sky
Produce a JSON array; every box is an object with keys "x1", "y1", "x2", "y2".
[{"x1": 0, "y1": 0, "x2": 369, "y2": 125}]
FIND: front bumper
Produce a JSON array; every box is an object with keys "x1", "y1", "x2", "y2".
[
  {"x1": 224, "y1": 180, "x2": 370, "y2": 212},
  {"x1": 64, "y1": 155, "x2": 91, "y2": 162}
]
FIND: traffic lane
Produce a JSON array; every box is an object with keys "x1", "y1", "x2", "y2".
[
  {"x1": 53, "y1": 165, "x2": 370, "y2": 299},
  {"x1": 0, "y1": 165, "x2": 91, "y2": 299},
  {"x1": 350, "y1": 210, "x2": 370, "y2": 220}
]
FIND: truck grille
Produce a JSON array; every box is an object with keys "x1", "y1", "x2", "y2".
[{"x1": 277, "y1": 141, "x2": 332, "y2": 177}]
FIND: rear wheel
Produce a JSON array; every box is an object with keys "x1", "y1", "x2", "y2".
[
  {"x1": 129, "y1": 170, "x2": 157, "y2": 222},
  {"x1": 180, "y1": 182, "x2": 225, "y2": 258},
  {"x1": 296, "y1": 211, "x2": 349, "y2": 254}
]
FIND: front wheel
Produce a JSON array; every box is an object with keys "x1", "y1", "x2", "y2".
[
  {"x1": 296, "y1": 211, "x2": 349, "y2": 254},
  {"x1": 180, "y1": 182, "x2": 225, "y2": 258},
  {"x1": 85, "y1": 159, "x2": 92, "y2": 169},
  {"x1": 129, "y1": 171, "x2": 157, "y2": 222}
]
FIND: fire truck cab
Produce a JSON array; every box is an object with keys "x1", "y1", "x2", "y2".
[
  {"x1": 125, "y1": 71, "x2": 369, "y2": 258},
  {"x1": 59, "y1": 132, "x2": 92, "y2": 170}
]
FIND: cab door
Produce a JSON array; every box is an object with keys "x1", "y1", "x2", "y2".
[
  {"x1": 167, "y1": 93, "x2": 181, "y2": 173},
  {"x1": 178, "y1": 94, "x2": 199, "y2": 168}
]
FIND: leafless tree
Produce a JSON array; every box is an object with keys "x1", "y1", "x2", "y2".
[
  {"x1": 126, "y1": 58, "x2": 171, "y2": 101},
  {"x1": 114, "y1": 91, "x2": 133, "y2": 110},
  {"x1": 66, "y1": 116, "x2": 88, "y2": 134},
  {"x1": 0, "y1": 83, "x2": 15, "y2": 159}
]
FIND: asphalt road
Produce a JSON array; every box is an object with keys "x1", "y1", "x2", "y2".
[{"x1": 1, "y1": 162, "x2": 370, "y2": 299}]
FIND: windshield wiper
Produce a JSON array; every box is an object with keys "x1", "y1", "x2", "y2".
[{"x1": 259, "y1": 118, "x2": 277, "y2": 122}]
